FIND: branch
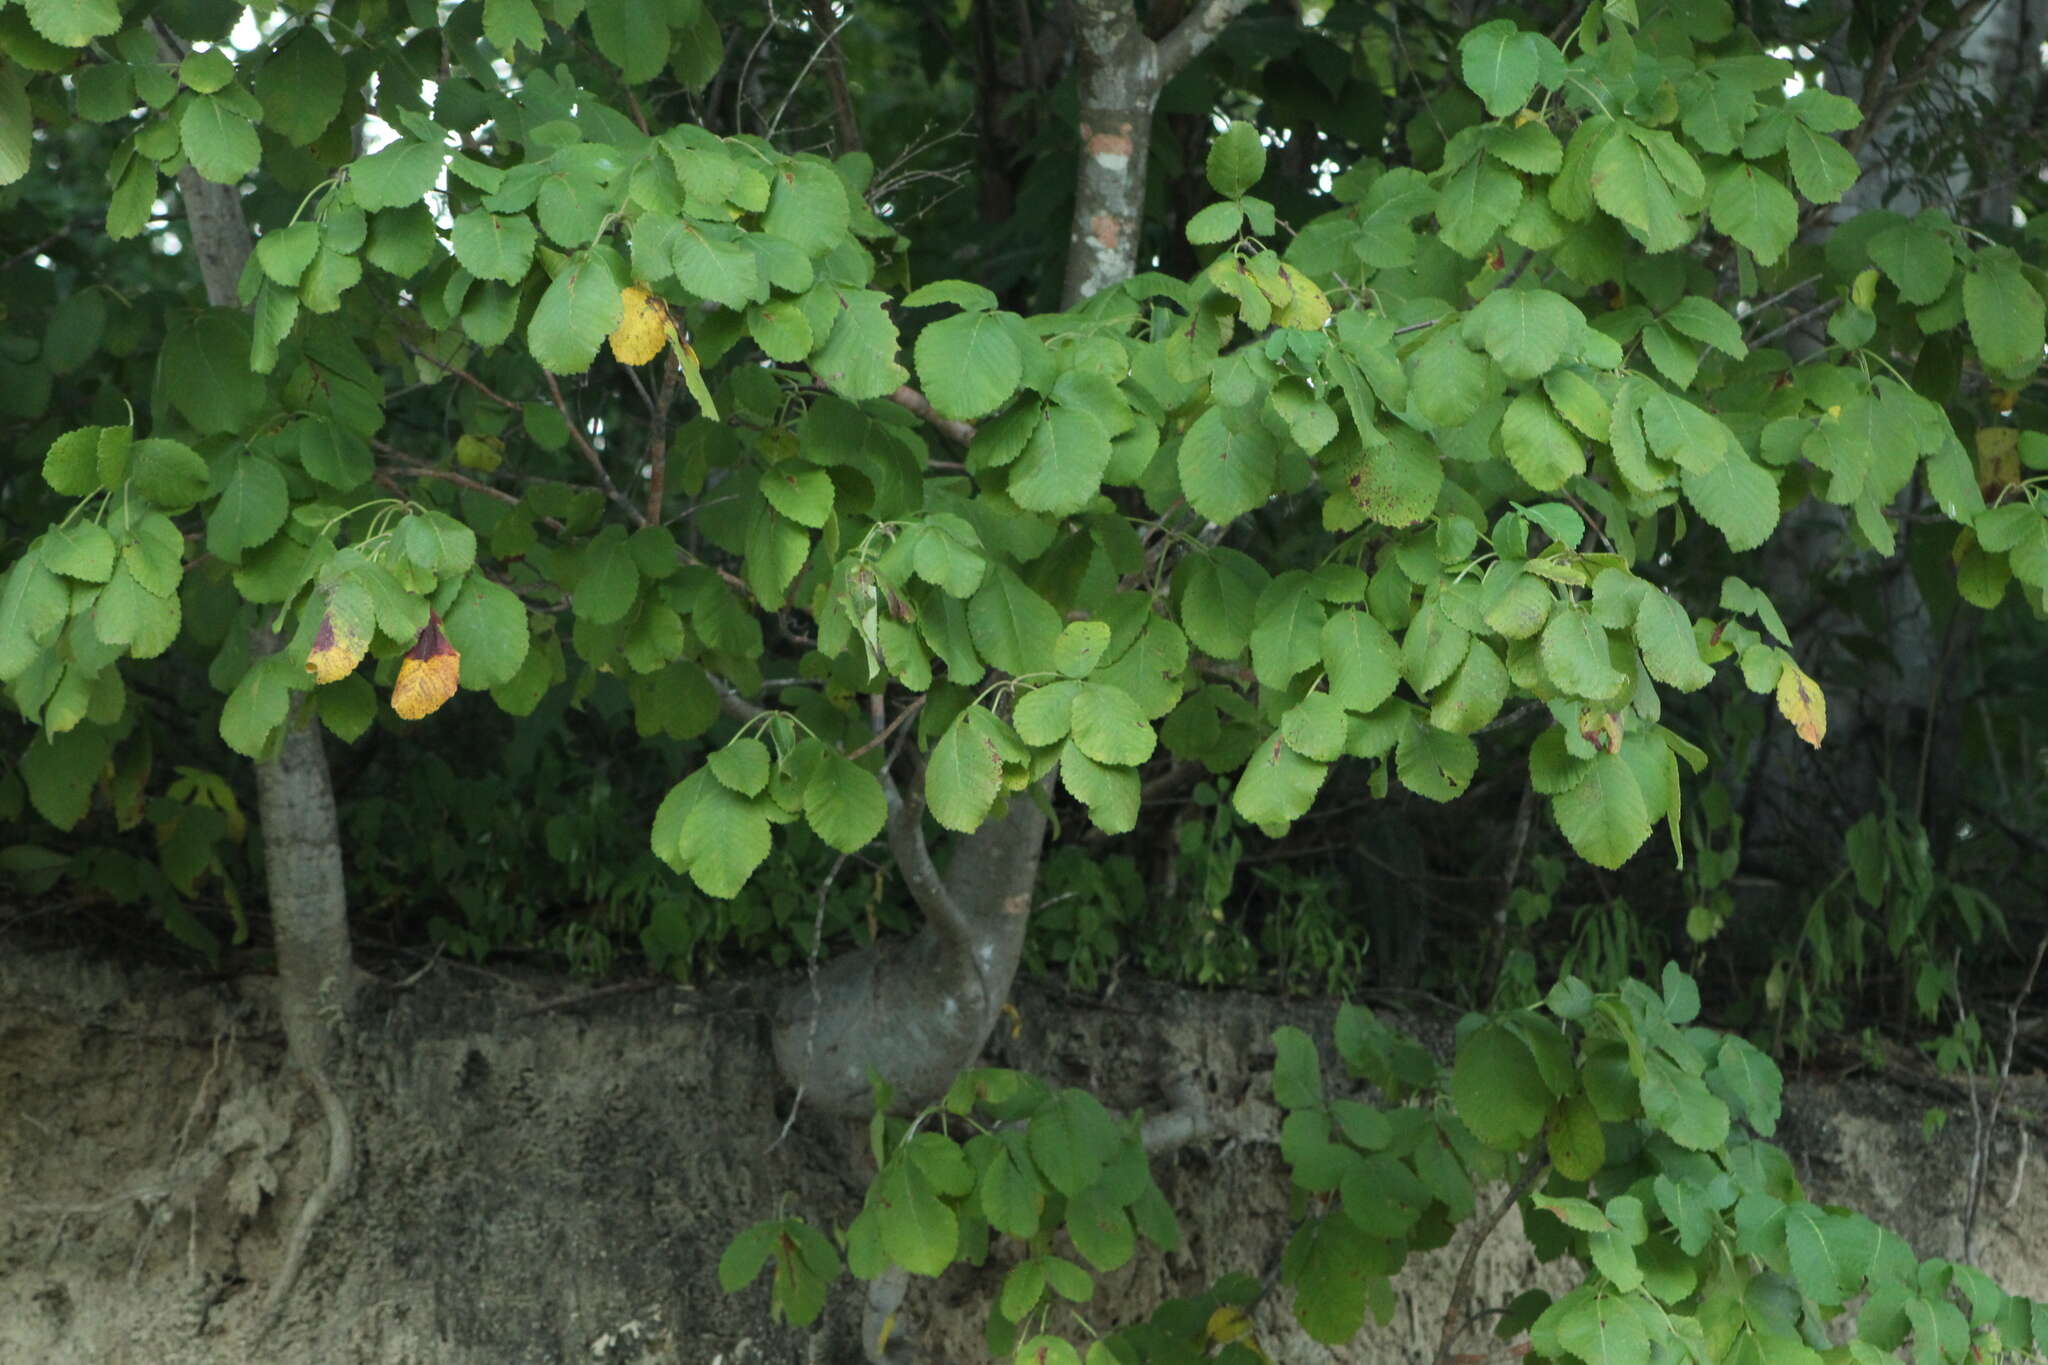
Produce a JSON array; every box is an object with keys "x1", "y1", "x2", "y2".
[
  {"x1": 543, "y1": 370, "x2": 647, "y2": 528},
  {"x1": 804, "y1": 0, "x2": 865, "y2": 154},
  {"x1": 1434, "y1": 1156, "x2": 1550, "y2": 1365},
  {"x1": 880, "y1": 767, "x2": 976, "y2": 947},
  {"x1": 888, "y1": 385, "x2": 978, "y2": 447},
  {"x1": 644, "y1": 352, "x2": 680, "y2": 525},
  {"x1": 1154, "y1": 0, "x2": 1258, "y2": 83}
]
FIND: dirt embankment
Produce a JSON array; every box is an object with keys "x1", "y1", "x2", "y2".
[{"x1": 2, "y1": 949, "x2": 2042, "y2": 1363}]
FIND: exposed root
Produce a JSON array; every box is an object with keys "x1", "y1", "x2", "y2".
[{"x1": 255, "y1": 1062, "x2": 354, "y2": 1339}]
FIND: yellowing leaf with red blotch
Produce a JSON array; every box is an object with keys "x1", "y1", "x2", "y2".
[
  {"x1": 391, "y1": 612, "x2": 461, "y2": 720},
  {"x1": 1976, "y1": 427, "x2": 2021, "y2": 495},
  {"x1": 610, "y1": 286, "x2": 671, "y2": 366},
  {"x1": 1775, "y1": 661, "x2": 1826, "y2": 748},
  {"x1": 304, "y1": 581, "x2": 374, "y2": 684}
]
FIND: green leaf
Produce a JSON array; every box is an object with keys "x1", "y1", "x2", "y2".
[
  {"x1": 572, "y1": 526, "x2": 640, "y2": 624},
  {"x1": 451, "y1": 211, "x2": 538, "y2": 284},
  {"x1": 528, "y1": 252, "x2": 624, "y2": 375},
  {"x1": 441, "y1": 573, "x2": 530, "y2": 689},
  {"x1": 1963, "y1": 248, "x2": 2047, "y2": 376},
  {"x1": 1708, "y1": 163, "x2": 1797, "y2": 264},
  {"x1": 1029, "y1": 1090, "x2": 1117, "y2": 1196},
  {"x1": 1186, "y1": 200, "x2": 1244, "y2": 245},
  {"x1": 0, "y1": 64, "x2": 30, "y2": 186},
  {"x1": 1053, "y1": 620, "x2": 1111, "y2": 678},
  {"x1": 1707, "y1": 1034, "x2": 1783, "y2": 1137},
  {"x1": 1249, "y1": 572, "x2": 1326, "y2": 688},
  {"x1": 162, "y1": 310, "x2": 267, "y2": 437},
  {"x1": 350, "y1": 139, "x2": 446, "y2": 212},
  {"x1": 1553, "y1": 752, "x2": 1652, "y2": 868},
  {"x1": 21, "y1": 726, "x2": 112, "y2": 830},
  {"x1": 1178, "y1": 408, "x2": 1275, "y2": 524},
  {"x1": 1321, "y1": 610, "x2": 1400, "y2": 714},
  {"x1": 1783, "y1": 121, "x2": 1859, "y2": 203},
  {"x1": 220, "y1": 655, "x2": 295, "y2": 758},
  {"x1": 802, "y1": 750, "x2": 887, "y2": 852},
  {"x1": 1501, "y1": 391, "x2": 1585, "y2": 491},
  {"x1": 42, "y1": 521, "x2": 116, "y2": 583},
  {"x1": 1639, "y1": 1053, "x2": 1729, "y2": 1151},
  {"x1": 709, "y1": 737, "x2": 772, "y2": 797},
  {"x1": 1634, "y1": 590, "x2": 1712, "y2": 691},
  {"x1": 0, "y1": 549, "x2": 68, "y2": 681},
  {"x1": 1272, "y1": 1026, "x2": 1324, "y2": 1109},
  {"x1": 1593, "y1": 129, "x2": 1691, "y2": 252},
  {"x1": 673, "y1": 776, "x2": 773, "y2": 897},
  {"x1": 1430, "y1": 641, "x2": 1507, "y2": 734},
  {"x1": 1207, "y1": 121, "x2": 1266, "y2": 199},
  {"x1": 1010, "y1": 406, "x2": 1112, "y2": 516},
  {"x1": 1868, "y1": 218, "x2": 1955, "y2": 306},
  {"x1": 482, "y1": 0, "x2": 546, "y2": 54},
  {"x1": 980, "y1": 1146, "x2": 1041, "y2": 1238},
  {"x1": 205, "y1": 456, "x2": 289, "y2": 560},
  {"x1": 925, "y1": 705, "x2": 1006, "y2": 832},
  {"x1": 584, "y1": 0, "x2": 668, "y2": 83},
  {"x1": 1661, "y1": 296, "x2": 1747, "y2": 359},
  {"x1": 1178, "y1": 549, "x2": 1267, "y2": 659},
  {"x1": 256, "y1": 27, "x2": 345, "y2": 146},
  {"x1": 875, "y1": 1158, "x2": 958, "y2": 1277},
  {"x1": 256, "y1": 222, "x2": 321, "y2": 287},
  {"x1": 42, "y1": 426, "x2": 105, "y2": 496},
  {"x1": 812, "y1": 289, "x2": 908, "y2": 400},
  {"x1": 1396, "y1": 718, "x2": 1476, "y2": 802},
  {"x1": 1451, "y1": 1021, "x2": 1552, "y2": 1149},
  {"x1": 762, "y1": 157, "x2": 852, "y2": 256},
  {"x1": 1460, "y1": 19, "x2": 1544, "y2": 118},
  {"x1": 759, "y1": 463, "x2": 835, "y2": 529},
  {"x1": 1282, "y1": 692, "x2": 1349, "y2": 761},
  {"x1": 1067, "y1": 1196, "x2": 1135, "y2": 1273},
  {"x1": 1465, "y1": 288, "x2": 1580, "y2": 381},
  {"x1": 1681, "y1": 450, "x2": 1779, "y2": 553},
  {"x1": 968, "y1": 568, "x2": 1061, "y2": 677},
  {"x1": 1435, "y1": 156, "x2": 1522, "y2": 257},
  {"x1": 915, "y1": 311, "x2": 1022, "y2": 421},
  {"x1": 718, "y1": 1220, "x2": 783, "y2": 1292},
  {"x1": 1346, "y1": 431, "x2": 1443, "y2": 527},
  {"x1": 1059, "y1": 742, "x2": 1140, "y2": 834},
  {"x1": 23, "y1": 0, "x2": 122, "y2": 46},
  {"x1": 1540, "y1": 607, "x2": 1625, "y2": 699},
  {"x1": 1069, "y1": 683, "x2": 1154, "y2": 766},
  {"x1": 1232, "y1": 731, "x2": 1329, "y2": 831},
  {"x1": 671, "y1": 225, "x2": 758, "y2": 307},
  {"x1": 1410, "y1": 330, "x2": 1488, "y2": 428}
]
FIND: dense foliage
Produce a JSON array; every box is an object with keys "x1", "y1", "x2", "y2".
[{"x1": 2, "y1": 0, "x2": 2047, "y2": 1358}]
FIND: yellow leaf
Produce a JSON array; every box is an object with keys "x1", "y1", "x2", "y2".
[
  {"x1": 304, "y1": 599, "x2": 372, "y2": 684},
  {"x1": 1273, "y1": 266, "x2": 1331, "y2": 331},
  {"x1": 1206, "y1": 1305, "x2": 1253, "y2": 1345},
  {"x1": 610, "y1": 285, "x2": 670, "y2": 366},
  {"x1": 1774, "y1": 661, "x2": 1826, "y2": 748},
  {"x1": 391, "y1": 613, "x2": 462, "y2": 720}
]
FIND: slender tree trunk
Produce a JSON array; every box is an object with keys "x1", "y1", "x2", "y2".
[{"x1": 153, "y1": 23, "x2": 356, "y2": 1332}]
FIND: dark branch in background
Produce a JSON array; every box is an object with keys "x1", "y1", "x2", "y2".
[
  {"x1": 1843, "y1": 0, "x2": 1998, "y2": 162},
  {"x1": 804, "y1": 0, "x2": 864, "y2": 154},
  {"x1": 542, "y1": 370, "x2": 647, "y2": 527}
]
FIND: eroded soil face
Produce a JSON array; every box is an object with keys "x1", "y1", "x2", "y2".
[{"x1": 2, "y1": 949, "x2": 2042, "y2": 1364}]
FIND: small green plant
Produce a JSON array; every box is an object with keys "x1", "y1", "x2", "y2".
[{"x1": 724, "y1": 965, "x2": 2048, "y2": 1362}]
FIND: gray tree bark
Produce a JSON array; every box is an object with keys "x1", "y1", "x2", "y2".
[{"x1": 152, "y1": 23, "x2": 356, "y2": 1332}]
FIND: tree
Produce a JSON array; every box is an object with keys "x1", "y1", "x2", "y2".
[{"x1": 2, "y1": 0, "x2": 2046, "y2": 1360}]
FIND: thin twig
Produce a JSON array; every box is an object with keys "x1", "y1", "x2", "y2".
[
  {"x1": 1435, "y1": 1157, "x2": 1550, "y2": 1365},
  {"x1": 846, "y1": 696, "x2": 926, "y2": 760},
  {"x1": 543, "y1": 370, "x2": 647, "y2": 527}
]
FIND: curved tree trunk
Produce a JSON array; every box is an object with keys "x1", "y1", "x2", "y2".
[{"x1": 774, "y1": 2, "x2": 1256, "y2": 1131}]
